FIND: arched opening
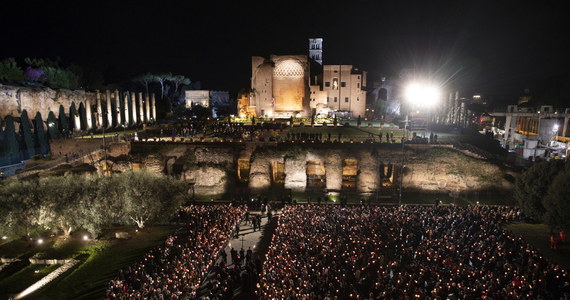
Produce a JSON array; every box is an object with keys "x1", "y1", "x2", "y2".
[
  {"x1": 238, "y1": 158, "x2": 250, "y2": 182},
  {"x1": 342, "y1": 158, "x2": 358, "y2": 190},
  {"x1": 380, "y1": 162, "x2": 395, "y2": 187},
  {"x1": 306, "y1": 160, "x2": 326, "y2": 189},
  {"x1": 271, "y1": 161, "x2": 285, "y2": 186}
]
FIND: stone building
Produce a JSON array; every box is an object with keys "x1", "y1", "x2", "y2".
[
  {"x1": 246, "y1": 39, "x2": 369, "y2": 119},
  {"x1": 250, "y1": 55, "x2": 312, "y2": 118},
  {"x1": 321, "y1": 65, "x2": 367, "y2": 119}
]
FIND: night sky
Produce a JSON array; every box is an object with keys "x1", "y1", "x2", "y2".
[{"x1": 2, "y1": 1, "x2": 569, "y2": 103}]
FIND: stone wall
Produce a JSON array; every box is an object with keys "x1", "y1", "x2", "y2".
[
  {"x1": 70, "y1": 142, "x2": 513, "y2": 197},
  {"x1": 0, "y1": 84, "x2": 95, "y2": 121}
]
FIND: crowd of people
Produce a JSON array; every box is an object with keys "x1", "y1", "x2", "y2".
[
  {"x1": 105, "y1": 204, "x2": 246, "y2": 299},
  {"x1": 259, "y1": 205, "x2": 570, "y2": 299}
]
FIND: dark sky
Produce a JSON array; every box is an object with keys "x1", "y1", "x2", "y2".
[{"x1": 2, "y1": 0, "x2": 569, "y2": 102}]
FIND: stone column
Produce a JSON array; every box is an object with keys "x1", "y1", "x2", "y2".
[
  {"x1": 325, "y1": 150, "x2": 342, "y2": 192},
  {"x1": 145, "y1": 93, "x2": 151, "y2": 122},
  {"x1": 284, "y1": 156, "x2": 307, "y2": 192},
  {"x1": 96, "y1": 90, "x2": 103, "y2": 128},
  {"x1": 85, "y1": 98, "x2": 92, "y2": 130},
  {"x1": 105, "y1": 90, "x2": 112, "y2": 127},
  {"x1": 138, "y1": 92, "x2": 144, "y2": 123},
  {"x1": 115, "y1": 90, "x2": 122, "y2": 126},
  {"x1": 151, "y1": 93, "x2": 157, "y2": 121},
  {"x1": 123, "y1": 92, "x2": 130, "y2": 126},
  {"x1": 357, "y1": 151, "x2": 379, "y2": 193},
  {"x1": 131, "y1": 91, "x2": 137, "y2": 124},
  {"x1": 563, "y1": 117, "x2": 569, "y2": 138}
]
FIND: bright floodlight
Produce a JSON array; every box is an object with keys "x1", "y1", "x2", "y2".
[{"x1": 404, "y1": 82, "x2": 440, "y2": 107}]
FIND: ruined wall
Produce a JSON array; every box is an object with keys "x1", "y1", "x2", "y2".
[
  {"x1": 102, "y1": 143, "x2": 513, "y2": 196},
  {"x1": 0, "y1": 84, "x2": 95, "y2": 120},
  {"x1": 49, "y1": 139, "x2": 129, "y2": 158}
]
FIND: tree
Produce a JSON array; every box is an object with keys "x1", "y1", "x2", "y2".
[
  {"x1": 170, "y1": 74, "x2": 191, "y2": 97},
  {"x1": 47, "y1": 111, "x2": 60, "y2": 140},
  {"x1": 357, "y1": 115, "x2": 362, "y2": 127},
  {"x1": 0, "y1": 179, "x2": 42, "y2": 238},
  {"x1": 153, "y1": 73, "x2": 171, "y2": 100},
  {"x1": 119, "y1": 171, "x2": 187, "y2": 229},
  {"x1": 19, "y1": 110, "x2": 36, "y2": 159},
  {"x1": 0, "y1": 58, "x2": 24, "y2": 81},
  {"x1": 0, "y1": 116, "x2": 21, "y2": 165},
  {"x1": 514, "y1": 160, "x2": 565, "y2": 222},
  {"x1": 58, "y1": 105, "x2": 69, "y2": 134},
  {"x1": 33, "y1": 112, "x2": 49, "y2": 154},
  {"x1": 133, "y1": 73, "x2": 154, "y2": 95},
  {"x1": 37, "y1": 176, "x2": 87, "y2": 235},
  {"x1": 69, "y1": 102, "x2": 78, "y2": 131},
  {"x1": 543, "y1": 169, "x2": 570, "y2": 231}
]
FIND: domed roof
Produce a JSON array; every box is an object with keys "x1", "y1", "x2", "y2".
[{"x1": 273, "y1": 60, "x2": 304, "y2": 78}]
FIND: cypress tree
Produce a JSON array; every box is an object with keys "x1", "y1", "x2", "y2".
[
  {"x1": 79, "y1": 102, "x2": 87, "y2": 130},
  {"x1": 33, "y1": 112, "x2": 49, "y2": 154},
  {"x1": 58, "y1": 105, "x2": 68, "y2": 134},
  {"x1": 19, "y1": 110, "x2": 35, "y2": 159},
  {"x1": 47, "y1": 111, "x2": 59, "y2": 139},
  {"x1": 69, "y1": 102, "x2": 77, "y2": 132},
  {"x1": 1, "y1": 115, "x2": 22, "y2": 164}
]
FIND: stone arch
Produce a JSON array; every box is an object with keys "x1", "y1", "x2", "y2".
[
  {"x1": 342, "y1": 158, "x2": 358, "y2": 190},
  {"x1": 271, "y1": 160, "x2": 285, "y2": 186},
  {"x1": 306, "y1": 160, "x2": 326, "y2": 189}
]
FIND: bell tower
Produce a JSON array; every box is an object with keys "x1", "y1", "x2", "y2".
[{"x1": 309, "y1": 38, "x2": 323, "y2": 65}]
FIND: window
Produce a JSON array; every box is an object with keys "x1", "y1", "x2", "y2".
[
  {"x1": 357, "y1": 83, "x2": 360, "y2": 88},
  {"x1": 358, "y1": 76, "x2": 360, "y2": 79},
  {"x1": 327, "y1": 97, "x2": 330, "y2": 102},
  {"x1": 334, "y1": 97, "x2": 337, "y2": 102},
  {"x1": 332, "y1": 78, "x2": 339, "y2": 90},
  {"x1": 341, "y1": 82, "x2": 346, "y2": 87},
  {"x1": 334, "y1": 70, "x2": 338, "y2": 73},
  {"x1": 325, "y1": 82, "x2": 330, "y2": 87},
  {"x1": 357, "y1": 97, "x2": 360, "y2": 101},
  {"x1": 345, "y1": 97, "x2": 349, "y2": 102}
]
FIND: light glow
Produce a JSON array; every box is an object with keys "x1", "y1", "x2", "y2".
[{"x1": 404, "y1": 82, "x2": 440, "y2": 107}]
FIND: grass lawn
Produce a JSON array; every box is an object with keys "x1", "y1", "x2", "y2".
[
  {"x1": 505, "y1": 223, "x2": 570, "y2": 270},
  {"x1": 0, "y1": 263, "x2": 61, "y2": 296},
  {"x1": 43, "y1": 225, "x2": 177, "y2": 300}
]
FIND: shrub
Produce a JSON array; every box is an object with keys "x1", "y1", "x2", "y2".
[{"x1": 31, "y1": 154, "x2": 44, "y2": 160}]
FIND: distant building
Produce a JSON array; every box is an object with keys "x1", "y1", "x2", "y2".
[
  {"x1": 246, "y1": 38, "x2": 368, "y2": 119},
  {"x1": 321, "y1": 65, "x2": 367, "y2": 119},
  {"x1": 185, "y1": 90, "x2": 230, "y2": 116},
  {"x1": 250, "y1": 54, "x2": 311, "y2": 118}
]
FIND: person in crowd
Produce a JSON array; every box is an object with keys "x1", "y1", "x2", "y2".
[
  {"x1": 105, "y1": 204, "x2": 245, "y2": 299},
  {"x1": 259, "y1": 205, "x2": 569, "y2": 300}
]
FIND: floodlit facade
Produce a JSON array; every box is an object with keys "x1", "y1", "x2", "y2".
[
  {"x1": 322, "y1": 65, "x2": 367, "y2": 118},
  {"x1": 250, "y1": 55, "x2": 311, "y2": 118}
]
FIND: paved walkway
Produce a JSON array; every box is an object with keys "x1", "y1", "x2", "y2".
[{"x1": 198, "y1": 208, "x2": 279, "y2": 298}]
